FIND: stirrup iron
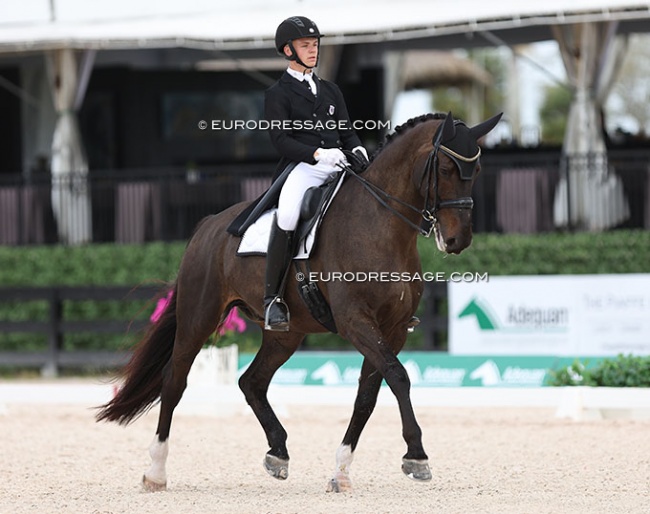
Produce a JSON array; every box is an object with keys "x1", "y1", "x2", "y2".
[{"x1": 264, "y1": 297, "x2": 290, "y2": 331}]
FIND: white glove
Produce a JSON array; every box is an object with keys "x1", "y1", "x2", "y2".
[
  {"x1": 314, "y1": 148, "x2": 347, "y2": 167},
  {"x1": 352, "y1": 145, "x2": 368, "y2": 161}
]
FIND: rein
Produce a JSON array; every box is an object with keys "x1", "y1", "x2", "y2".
[
  {"x1": 341, "y1": 123, "x2": 479, "y2": 237},
  {"x1": 342, "y1": 165, "x2": 433, "y2": 236}
]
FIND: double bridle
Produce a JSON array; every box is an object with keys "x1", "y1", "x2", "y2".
[{"x1": 343, "y1": 122, "x2": 480, "y2": 237}]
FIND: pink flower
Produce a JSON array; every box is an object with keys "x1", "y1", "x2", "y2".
[
  {"x1": 219, "y1": 308, "x2": 246, "y2": 335},
  {"x1": 150, "y1": 290, "x2": 173, "y2": 323}
]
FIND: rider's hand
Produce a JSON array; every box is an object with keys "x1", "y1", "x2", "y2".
[{"x1": 314, "y1": 148, "x2": 347, "y2": 167}]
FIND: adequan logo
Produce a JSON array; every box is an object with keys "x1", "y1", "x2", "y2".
[
  {"x1": 458, "y1": 297, "x2": 568, "y2": 332},
  {"x1": 469, "y1": 360, "x2": 547, "y2": 387},
  {"x1": 458, "y1": 297, "x2": 499, "y2": 330}
]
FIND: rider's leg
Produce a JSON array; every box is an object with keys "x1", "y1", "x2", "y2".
[
  {"x1": 264, "y1": 215, "x2": 294, "y2": 331},
  {"x1": 264, "y1": 162, "x2": 337, "y2": 331}
]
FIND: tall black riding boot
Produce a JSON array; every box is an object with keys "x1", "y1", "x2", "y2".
[{"x1": 264, "y1": 218, "x2": 294, "y2": 331}]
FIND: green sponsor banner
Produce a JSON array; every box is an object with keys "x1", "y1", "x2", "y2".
[{"x1": 238, "y1": 352, "x2": 603, "y2": 388}]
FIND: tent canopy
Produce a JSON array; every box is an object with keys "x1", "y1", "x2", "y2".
[{"x1": 1, "y1": 0, "x2": 649, "y2": 52}]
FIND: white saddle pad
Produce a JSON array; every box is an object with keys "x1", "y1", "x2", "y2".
[{"x1": 236, "y1": 175, "x2": 345, "y2": 259}]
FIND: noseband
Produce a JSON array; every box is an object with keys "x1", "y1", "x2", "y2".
[{"x1": 343, "y1": 120, "x2": 481, "y2": 237}]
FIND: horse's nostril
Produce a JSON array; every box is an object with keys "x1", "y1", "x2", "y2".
[{"x1": 445, "y1": 237, "x2": 456, "y2": 248}]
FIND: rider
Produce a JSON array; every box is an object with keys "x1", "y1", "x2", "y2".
[{"x1": 263, "y1": 15, "x2": 367, "y2": 331}]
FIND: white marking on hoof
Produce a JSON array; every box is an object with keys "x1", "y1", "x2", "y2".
[
  {"x1": 143, "y1": 437, "x2": 168, "y2": 491},
  {"x1": 263, "y1": 454, "x2": 289, "y2": 480},
  {"x1": 401, "y1": 458, "x2": 432, "y2": 482},
  {"x1": 326, "y1": 444, "x2": 354, "y2": 493},
  {"x1": 326, "y1": 472, "x2": 353, "y2": 493},
  {"x1": 142, "y1": 475, "x2": 167, "y2": 492}
]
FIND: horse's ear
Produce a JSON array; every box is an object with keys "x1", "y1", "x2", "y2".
[
  {"x1": 469, "y1": 112, "x2": 503, "y2": 140},
  {"x1": 441, "y1": 111, "x2": 456, "y2": 142}
]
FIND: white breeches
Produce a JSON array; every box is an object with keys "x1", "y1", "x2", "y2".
[{"x1": 276, "y1": 161, "x2": 340, "y2": 231}]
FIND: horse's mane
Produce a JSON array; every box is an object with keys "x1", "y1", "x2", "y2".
[{"x1": 369, "y1": 113, "x2": 446, "y2": 162}]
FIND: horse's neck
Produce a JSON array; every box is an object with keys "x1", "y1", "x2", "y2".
[
  {"x1": 363, "y1": 149, "x2": 419, "y2": 204},
  {"x1": 349, "y1": 140, "x2": 426, "y2": 229},
  {"x1": 329, "y1": 144, "x2": 422, "y2": 257}
]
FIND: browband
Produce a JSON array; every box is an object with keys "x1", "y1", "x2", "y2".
[{"x1": 439, "y1": 145, "x2": 481, "y2": 163}]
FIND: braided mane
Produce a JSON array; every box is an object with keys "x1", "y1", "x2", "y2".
[{"x1": 370, "y1": 113, "x2": 446, "y2": 162}]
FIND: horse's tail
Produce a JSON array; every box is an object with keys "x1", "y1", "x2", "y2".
[{"x1": 96, "y1": 285, "x2": 178, "y2": 425}]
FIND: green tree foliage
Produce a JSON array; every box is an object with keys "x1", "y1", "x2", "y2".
[
  {"x1": 539, "y1": 83, "x2": 572, "y2": 145},
  {"x1": 431, "y1": 49, "x2": 507, "y2": 122},
  {"x1": 607, "y1": 34, "x2": 650, "y2": 136}
]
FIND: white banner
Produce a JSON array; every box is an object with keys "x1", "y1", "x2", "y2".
[{"x1": 449, "y1": 274, "x2": 650, "y2": 356}]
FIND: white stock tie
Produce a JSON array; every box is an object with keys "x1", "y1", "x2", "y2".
[{"x1": 304, "y1": 74, "x2": 317, "y2": 95}]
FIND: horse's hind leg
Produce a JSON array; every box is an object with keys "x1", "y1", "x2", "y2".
[
  {"x1": 238, "y1": 331, "x2": 303, "y2": 480},
  {"x1": 143, "y1": 294, "x2": 225, "y2": 492},
  {"x1": 339, "y1": 322, "x2": 431, "y2": 485},
  {"x1": 326, "y1": 357, "x2": 383, "y2": 492},
  {"x1": 142, "y1": 340, "x2": 204, "y2": 491}
]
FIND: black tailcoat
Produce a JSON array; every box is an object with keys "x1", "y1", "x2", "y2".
[
  {"x1": 265, "y1": 71, "x2": 362, "y2": 179},
  {"x1": 227, "y1": 71, "x2": 362, "y2": 235}
]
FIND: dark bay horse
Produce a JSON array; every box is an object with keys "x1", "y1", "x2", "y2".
[{"x1": 97, "y1": 111, "x2": 502, "y2": 492}]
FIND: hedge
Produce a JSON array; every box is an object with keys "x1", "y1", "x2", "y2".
[
  {"x1": 0, "y1": 242, "x2": 185, "y2": 286},
  {"x1": 548, "y1": 354, "x2": 650, "y2": 387},
  {"x1": 1, "y1": 230, "x2": 648, "y2": 287},
  {"x1": 1, "y1": 230, "x2": 649, "y2": 354},
  {"x1": 418, "y1": 230, "x2": 650, "y2": 276}
]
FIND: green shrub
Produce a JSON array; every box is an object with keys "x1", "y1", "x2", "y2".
[
  {"x1": 548, "y1": 354, "x2": 650, "y2": 387},
  {"x1": 1, "y1": 231, "x2": 647, "y2": 288},
  {"x1": 0, "y1": 242, "x2": 184, "y2": 286},
  {"x1": 418, "y1": 230, "x2": 650, "y2": 276}
]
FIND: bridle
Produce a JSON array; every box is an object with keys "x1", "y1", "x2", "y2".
[{"x1": 342, "y1": 121, "x2": 481, "y2": 237}]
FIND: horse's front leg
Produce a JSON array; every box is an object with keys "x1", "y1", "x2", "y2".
[
  {"x1": 339, "y1": 321, "x2": 431, "y2": 485},
  {"x1": 238, "y1": 331, "x2": 303, "y2": 480},
  {"x1": 327, "y1": 357, "x2": 383, "y2": 493}
]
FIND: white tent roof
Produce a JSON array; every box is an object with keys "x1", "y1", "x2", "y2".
[{"x1": 1, "y1": 0, "x2": 649, "y2": 52}]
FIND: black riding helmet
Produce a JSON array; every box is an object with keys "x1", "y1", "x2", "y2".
[{"x1": 275, "y1": 16, "x2": 322, "y2": 69}]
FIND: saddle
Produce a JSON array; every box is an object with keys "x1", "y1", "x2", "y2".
[
  {"x1": 227, "y1": 163, "x2": 298, "y2": 237},
  {"x1": 229, "y1": 152, "x2": 368, "y2": 333},
  {"x1": 227, "y1": 149, "x2": 368, "y2": 239},
  {"x1": 295, "y1": 171, "x2": 344, "y2": 254},
  {"x1": 234, "y1": 171, "x2": 345, "y2": 258}
]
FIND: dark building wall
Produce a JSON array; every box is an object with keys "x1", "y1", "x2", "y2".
[
  {"x1": 80, "y1": 68, "x2": 283, "y2": 171},
  {"x1": 0, "y1": 68, "x2": 23, "y2": 174},
  {"x1": 78, "y1": 65, "x2": 385, "y2": 172},
  {"x1": 337, "y1": 67, "x2": 383, "y2": 152}
]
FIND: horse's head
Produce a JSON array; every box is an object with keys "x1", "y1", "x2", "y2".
[{"x1": 416, "y1": 112, "x2": 502, "y2": 254}]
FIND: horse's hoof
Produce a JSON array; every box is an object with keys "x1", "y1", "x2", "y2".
[
  {"x1": 263, "y1": 454, "x2": 289, "y2": 480},
  {"x1": 142, "y1": 474, "x2": 167, "y2": 492},
  {"x1": 326, "y1": 472, "x2": 353, "y2": 493},
  {"x1": 401, "y1": 458, "x2": 432, "y2": 482}
]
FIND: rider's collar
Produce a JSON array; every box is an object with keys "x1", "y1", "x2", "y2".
[{"x1": 286, "y1": 66, "x2": 315, "y2": 82}]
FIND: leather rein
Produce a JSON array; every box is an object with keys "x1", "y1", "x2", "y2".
[{"x1": 341, "y1": 126, "x2": 480, "y2": 237}]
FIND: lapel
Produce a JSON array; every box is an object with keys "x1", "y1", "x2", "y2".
[
  {"x1": 281, "y1": 71, "x2": 316, "y2": 104},
  {"x1": 313, "y1": 75, "x2": 326, "y2": 110}
]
